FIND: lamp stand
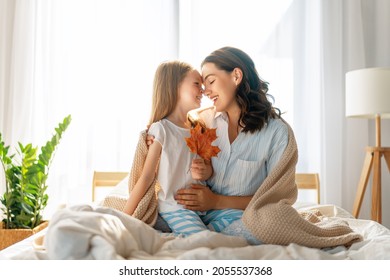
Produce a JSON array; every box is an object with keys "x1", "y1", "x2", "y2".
[{"x1": 352, "y1": 115, "x2": 390, "y2": 223}]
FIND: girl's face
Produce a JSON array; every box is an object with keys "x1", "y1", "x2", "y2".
[
  {"x1": 177, "y1": 69, "x2": 203, "y2": 112},
  {"x1": 201, "y1": 62, "x2": 238, "y2": 112}
]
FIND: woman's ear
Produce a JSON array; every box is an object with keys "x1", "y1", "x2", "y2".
[{"x1": 232, "y1": 68, "x2": 243, "y2": 85}]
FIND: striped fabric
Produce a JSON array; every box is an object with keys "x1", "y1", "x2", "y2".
[
  {"x1": 160, "y1": 208, "x2": 244, "y2": 237},
  {"x1": 202, "y1": 209, "x2": 244, "y2": 232},
  {"x1": 208, "y1": 113, "x2": 289, "y2": 197},
  {"x1": 160, "y1": 209, "x2": 207, "y2": 236}
]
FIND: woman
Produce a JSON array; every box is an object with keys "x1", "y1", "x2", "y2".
[
  {"x1": 171, "y1": 47, "x2": 288, "y2": 243},
  {"x1": 175, "y1": 47, "x2": 287, "y2": 211}
]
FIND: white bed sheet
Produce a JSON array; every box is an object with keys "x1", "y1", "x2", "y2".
[{"x1": 1, "y1": 203, "x2": 390, "y2": 260}]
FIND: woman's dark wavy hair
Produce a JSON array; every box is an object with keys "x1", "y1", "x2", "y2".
[{"x1": 201, "y1": 46, "x2": 281, "y2": 133}]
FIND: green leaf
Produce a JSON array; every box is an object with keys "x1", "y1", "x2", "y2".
[
  {"x1": 21, "y1": 202, "x2": 34, "y2": 215},
  {"x1": 23, "y1": 194, "x2": 36, "y2": 206}
]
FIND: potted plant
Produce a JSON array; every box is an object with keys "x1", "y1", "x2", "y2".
[{"x1": 0, "y1": 115, "x2": 71, "y2": 249}]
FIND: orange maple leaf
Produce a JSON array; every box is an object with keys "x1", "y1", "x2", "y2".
[{"x1": 185, "y1": 123, "x2": 221, "y2": 161}]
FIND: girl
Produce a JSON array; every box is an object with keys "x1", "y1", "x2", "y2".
[{"x1": 123, "y1": 61, "x2": 212, "y2": 236}]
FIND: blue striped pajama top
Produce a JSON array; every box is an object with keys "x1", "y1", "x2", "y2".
[{"x1": 207, "y1": 112, "x2": 289, "y2": 196}]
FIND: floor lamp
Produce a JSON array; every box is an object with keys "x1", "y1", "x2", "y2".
[{"x1": 346, "y1": 67, "x2": 390, "y2": 224}]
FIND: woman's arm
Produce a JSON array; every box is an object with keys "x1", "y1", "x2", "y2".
[
  {"x1": 123, "y1": 141, "x2": 161, "y2": 215},
  {"x1": 175, "y1": 184, "x2": 252, "y2": 211}
]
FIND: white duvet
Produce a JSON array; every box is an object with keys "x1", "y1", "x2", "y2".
[{"x1": 2, "y1": 204, "x2": 390, "y2": 260}]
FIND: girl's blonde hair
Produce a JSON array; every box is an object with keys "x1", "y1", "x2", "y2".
[{"x1": 149, "y1": 60, "x2": 194, "y2": 125}]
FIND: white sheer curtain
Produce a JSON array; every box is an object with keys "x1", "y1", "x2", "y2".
[
  {"x1": 261, "y1": 0, "x2": 390, "y2": 226},
  {"x1": 0, "y1": 0, "x2": 179, "y2": 216}
]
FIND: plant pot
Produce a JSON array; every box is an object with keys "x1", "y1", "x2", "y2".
[{"x1": 0, "y1": 221, "x2": 49, "y2": 250}]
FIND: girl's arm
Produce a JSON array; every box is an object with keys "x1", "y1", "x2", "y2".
[
  {"x1": 175, "y1": 184, "x2": 252, "y2": 211},
  {"x1": 123, "y1": 141, "x2": 162, "y2": 215}
]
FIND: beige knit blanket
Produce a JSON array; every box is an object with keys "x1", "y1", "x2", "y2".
[
  {"x1": 129, "y1": 123, "x2": 363, "y2": 248},
  {"x1": 242, "y1": 121, "x2": 363, "y2": 248},
  {"x1": 127, "y1": 130, "x2": 158, "y2": 226}
]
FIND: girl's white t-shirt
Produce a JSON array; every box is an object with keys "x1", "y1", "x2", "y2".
[{"x1": 148, "y1": 119, "x2": 196, "y2": 213}]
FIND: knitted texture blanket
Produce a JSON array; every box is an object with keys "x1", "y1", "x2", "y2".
[
  {"x1": 242, "y1": 121, "x2": 363, "y2": 248},
  {"x1": 127, "y1": 130, "x2": 158, "y2": 226}
]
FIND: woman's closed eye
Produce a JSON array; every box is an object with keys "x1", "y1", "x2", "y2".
[{"x1": 209, "y1": 79, "x2": 215, "y2": 85}]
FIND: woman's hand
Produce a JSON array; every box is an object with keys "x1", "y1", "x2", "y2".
[{"x1": 175, "y1": 184, "x2": 218, "y2": 211}]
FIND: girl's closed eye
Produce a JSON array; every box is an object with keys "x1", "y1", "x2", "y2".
[{"x1": 194, "y1": 82, "x2": 202, "y2": 89}]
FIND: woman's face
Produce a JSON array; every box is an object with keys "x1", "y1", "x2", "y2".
[
  {"x1": 201, "y1": 62, "x2": 238, "y2": 112},
  {"x1": 177, "y1": 69, "x2": 203, "y2": 112}
]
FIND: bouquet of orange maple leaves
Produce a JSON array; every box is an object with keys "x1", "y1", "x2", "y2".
[{"x1": 185, "y1": 123, "x2": 221, "y2": 161}]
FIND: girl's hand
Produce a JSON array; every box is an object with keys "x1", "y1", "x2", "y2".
[
  {"x1": 191, "y1": 158, "x2": 212, "y2": 181},
  {"x1": 175, "y1": 184, "x2": 217, "y2": 211}
]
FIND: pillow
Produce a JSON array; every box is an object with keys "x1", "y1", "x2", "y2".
[{"x1": 107, "y1": 175, "x2": 129, "y2": 197}]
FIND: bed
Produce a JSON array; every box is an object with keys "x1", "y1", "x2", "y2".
[{"x1": 1, "y1": 172, "x2": 390, "y2": 260}]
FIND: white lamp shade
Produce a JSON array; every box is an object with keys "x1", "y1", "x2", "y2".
[{"x1": 346, "y1": 67, "x2": 390, "y2": 119}]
